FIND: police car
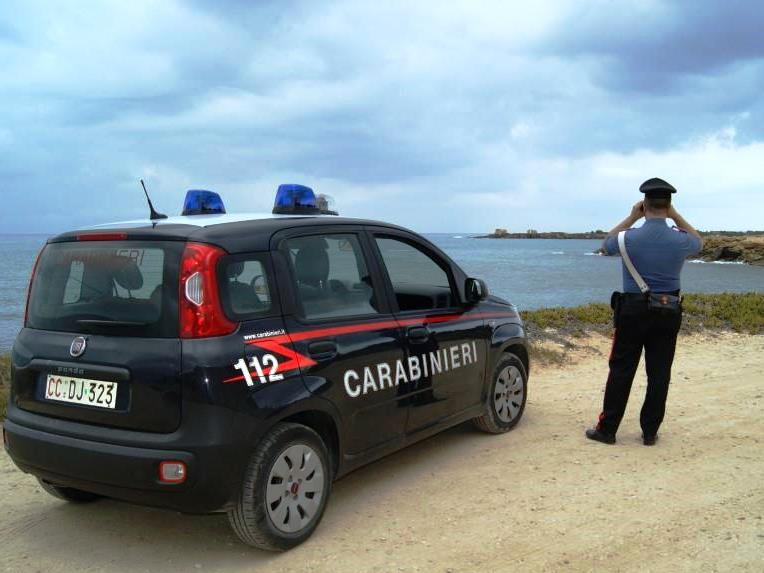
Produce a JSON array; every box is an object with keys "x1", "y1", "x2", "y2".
[{"x1": 4, "y1": 185, "x2": 529, "y2": 551}]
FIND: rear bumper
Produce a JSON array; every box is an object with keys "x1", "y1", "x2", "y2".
[{"x1": 3, "y1": 412, "x2": 245, "y2": 514}]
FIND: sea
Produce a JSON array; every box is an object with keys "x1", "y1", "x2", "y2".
[{"x1": 1, "y1": 233, "x2": 763, "y2": 351}]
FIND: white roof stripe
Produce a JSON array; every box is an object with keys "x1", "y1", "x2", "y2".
[{"x1": 88, "y1": 212, "x2": 327, "y2": 229}]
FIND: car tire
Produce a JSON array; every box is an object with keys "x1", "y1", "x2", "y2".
[
  {"x1": 228, "y1": 422, "x2": 332, "y2": 551},
  {"x1": 472, "y1": 352, "x2": 528, "y2": 434},
  {"x1": 37, "y1": 479, "x2": 101, "y2": 503}
]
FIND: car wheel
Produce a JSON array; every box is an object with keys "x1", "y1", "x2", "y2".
[
  {"x1": 472, "y1": 352, "x2": 528, "y2": 434},
  {"x1": 228, "y1": 422, "x2": 332, "y2": 551},
  {"x1": 37, "y1": 479, "x2": 101, "y2": 503}
]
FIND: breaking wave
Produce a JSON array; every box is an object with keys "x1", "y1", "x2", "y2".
[{"x1": 688, "y1": 259, "x2": 745, "y2": 265}]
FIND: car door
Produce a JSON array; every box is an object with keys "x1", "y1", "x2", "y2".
[
  {"x1": 370, "y1": 231, "x2": 489, "y2": 434},
  {"x1": 272, "y1": 227, "x2": 409, "y2": 457}
]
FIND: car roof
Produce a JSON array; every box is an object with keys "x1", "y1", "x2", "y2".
[{"x1": 48, "y1": 213, "x2": 413, "y2": 254}]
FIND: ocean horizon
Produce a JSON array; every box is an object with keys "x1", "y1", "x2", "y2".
[{"x1": 2, "y1": 232, "x2": 763, "y2": 351}]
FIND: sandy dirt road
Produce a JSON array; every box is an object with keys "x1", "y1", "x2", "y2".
[{"x1": 1, "y1": 333, "x2": 762, "y2": 572}]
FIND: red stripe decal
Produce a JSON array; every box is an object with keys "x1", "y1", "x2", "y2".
[
  {"x1": 228, "y1": 311, "x2": 518, "y2": 384},
  {"x1": 256, "y1": 339, "x2": 317, "y2": 370},
  {"x1": 244, "y1": 311, "x2": 518, "y2": 347}
]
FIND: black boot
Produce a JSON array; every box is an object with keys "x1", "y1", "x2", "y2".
[{"x1": 585, "y1": 427, "x2": 616, "y2": 445}]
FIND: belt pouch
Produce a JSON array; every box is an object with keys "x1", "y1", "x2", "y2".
[{"x1": 647, "y1": 292, "x2": 682, "y2": 314}]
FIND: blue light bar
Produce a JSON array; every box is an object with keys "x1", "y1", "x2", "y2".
[
  {"x1": 273, "y1": 184, "x2": 319, "y2": 215},
  {"x1": 272, "y1": 184, "x2": 338, "y2": 216},
  {"x1": 182, "y1": 190, "x2": 226, "y2": 216}
]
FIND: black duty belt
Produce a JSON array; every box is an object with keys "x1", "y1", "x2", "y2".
[{"x1": 620, "y1": 290, "x2": 680, "y2": 300}]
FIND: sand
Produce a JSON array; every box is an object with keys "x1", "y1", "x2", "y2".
[{"x1": 1, "y1": 332, "x2": 762, "y2": 572}]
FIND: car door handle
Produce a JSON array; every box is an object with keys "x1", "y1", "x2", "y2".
[
  {"x1": 406, "y1": 326, "x2": 430, "y2": 344},
  {"x1": 307, "y1": 340, "x2": 338, "y2": 361}
]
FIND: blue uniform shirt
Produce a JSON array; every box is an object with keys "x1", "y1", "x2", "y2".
[{"x1": 604, "y1": 218, "x2": 702, "y2": 293}]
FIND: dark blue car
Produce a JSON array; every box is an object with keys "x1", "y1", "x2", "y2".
[{"x1": 4, "y1": 187, "x2": 529, "y2": 550}]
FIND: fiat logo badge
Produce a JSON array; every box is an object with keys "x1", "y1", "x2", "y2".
[{"x1": 70, "y1": 336, "x2": 87, "y2": 358}]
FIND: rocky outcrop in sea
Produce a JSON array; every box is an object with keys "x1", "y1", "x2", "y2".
[{"x1": 698, "y1": 235, "x2": 764, "y2": 266}]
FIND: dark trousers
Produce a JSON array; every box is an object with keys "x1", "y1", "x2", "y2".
[{"x1": 597, "y1": 296, "x2": 682, "y2": 437}]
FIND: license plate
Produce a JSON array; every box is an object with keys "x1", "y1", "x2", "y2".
[{"x1": 44, "y1": 375, "x2": 118, "y2": 409}]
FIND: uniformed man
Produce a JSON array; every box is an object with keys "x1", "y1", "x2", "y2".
[{"x1": 586, "y1": 178, "x2": 703, "y2": 446}]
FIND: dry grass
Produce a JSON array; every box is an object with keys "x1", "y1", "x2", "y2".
[
  {"x1": 0, "y1": 354, "x2": 9, "y2": 420},
  {"x1": 522, "y1": 292, "x2": 764, "y2": 367}
]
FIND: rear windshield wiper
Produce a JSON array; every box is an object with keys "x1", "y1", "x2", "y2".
[{"x1": 76, "y1": 319, "x2": 150, "y2": 328}]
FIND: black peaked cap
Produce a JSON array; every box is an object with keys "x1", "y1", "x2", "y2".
[{"x1": 639, "y1": 177, "x2": 677, "y2": 197}]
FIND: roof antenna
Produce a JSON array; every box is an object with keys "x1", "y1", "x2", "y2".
[{"x1": 140, "y1": 179, "x2": 167, "y2": 220}]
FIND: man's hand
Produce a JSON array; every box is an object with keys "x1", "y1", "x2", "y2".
[
  {"x1": 629, "y1": 200, "x2": 645, "y2": 222},
  {"x1": 605, "y1": 200, "x2": 644, "y2": 240},
  {"x1": 666, "y1": 204, "x2": 702, "y2": 241}
]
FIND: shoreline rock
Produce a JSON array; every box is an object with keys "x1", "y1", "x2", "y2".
[
  {"x1": 697, "y1": 235, "x2": 764, "y2": 266},
  {"x1": 476, "y1": 228, "x2": 607, "y2": 240}
]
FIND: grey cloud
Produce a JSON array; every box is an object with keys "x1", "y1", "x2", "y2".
[
  {"x1": 547, "y1": 0, "x2": 764, "y2": 94},
  {"x1": 0, "y1": 0, "x2": 761, "y2": 234}
]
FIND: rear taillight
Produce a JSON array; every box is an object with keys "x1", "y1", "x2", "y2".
[
  {"x1": 179, "y1": 242, "x2": 235, "y2": 338},
  {"x1": 24, "y1": 246, "x2": 46, "y2": 327}
]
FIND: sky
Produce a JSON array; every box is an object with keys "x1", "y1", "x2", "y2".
[{"x1": 0, "y1": 0, "x2": 762, "y2": 235}]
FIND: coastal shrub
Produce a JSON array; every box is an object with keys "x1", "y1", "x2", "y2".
[
  {"x1": 521, "y1": 304, "x2": 613, "y2": 365},
  {"x1": 521, "y1": 303, "x2": 612, "y2": 335},
  {"x1": 681, "y1": 293, "x2": 764, "y2": 334},
  {"x1": 521, "y1": 293, "x2": 763, "y2": 366},
  {"x1": 521, "y1": 293, "x2": 763, "y2": 338},
  {"x1": 0, "y1": 354, "x2": 9, "y2": 420}
]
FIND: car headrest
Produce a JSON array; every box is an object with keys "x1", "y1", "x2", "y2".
[
  {"x1": 81, "y1": 265, "x2": 115, "y2": 300},
  {"x1": 295, "y1": 242, "x2": 329, "y2": 286},
  {"x1": 226, "y1": 261, "x2": 245, "y2": 279},
  {"x1": 113, "y1": 257, "x2": 144, "y2": 291}
]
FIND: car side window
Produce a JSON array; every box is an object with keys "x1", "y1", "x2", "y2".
[
  {"x1": 285, "y1": 234, "x2": 379, "y2": 320},
  {"x1": 375, "y1": 237, "x2": 455, "y2": 311},
  {"x1": 219, "y1": 256, "x2": 272, "y2": 319}
]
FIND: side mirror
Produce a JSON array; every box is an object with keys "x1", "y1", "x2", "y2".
[{"x1": 465, "y1": 278, "x2": 488, "y2": 304}]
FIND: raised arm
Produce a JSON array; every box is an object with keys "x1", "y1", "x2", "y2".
[
  {"x1": 606, "y1": 201, "x2": 644, "y2": 237},
  {"x1": 667, "y1": 205, "x2": 703, "y2": 244},
  {"x1": 600, "y1": 201, "x2": 644, "y2": 252}
]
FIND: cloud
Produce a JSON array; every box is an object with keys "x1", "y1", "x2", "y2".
[
  {"x1": 0, "y1": 0, "x2": 761, "y2": 235},
  {"x1": 545, "y1": 0, "x2": 764, "y2": 92},
  {"x1": 402, "y1": 124, "x2": 763, "y2": 232}
]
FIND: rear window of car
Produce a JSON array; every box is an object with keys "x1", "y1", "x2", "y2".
[
  {"x1": 218, "y1": 254, "x2": 273, "y2": 320},
  {"x1": 27, "y1": 241, "x2": 183, "y2": 337}
]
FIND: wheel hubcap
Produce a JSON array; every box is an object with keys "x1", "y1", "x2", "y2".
[
  {"x1": 494, "y1": 365, "x2": 524, "y2": 423},
  {"x1": 266, "y1": 444, "x2": 325, "y2": 534}
]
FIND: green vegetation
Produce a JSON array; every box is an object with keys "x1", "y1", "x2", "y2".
[
  {"x1": 699, "y1": 230, "x2": 764, "y2": 237},
  {"x1": 1, "y1": 354, "x2": 9, "y2": 420},
  {"x1": 522, "y1": 303, "x2": 613, "y2": 337},
  {"x1": 521, "y1": 292, "x2": 764, "y2": 365},
  {"x1": 0, "y1": 293, "x2": 761, "y2": 417},
  {"x1": 680, "y1": 293, "x2": 764, "y2": 334}
]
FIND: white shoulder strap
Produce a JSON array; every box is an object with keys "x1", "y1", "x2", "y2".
[{"x1": 617, "y1": 230, "x2": 650, "y2": 294}]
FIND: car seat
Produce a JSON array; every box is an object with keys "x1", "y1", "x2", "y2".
[{"x1": 226, "y1": 261, "x2": 262, "y2": 312}]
